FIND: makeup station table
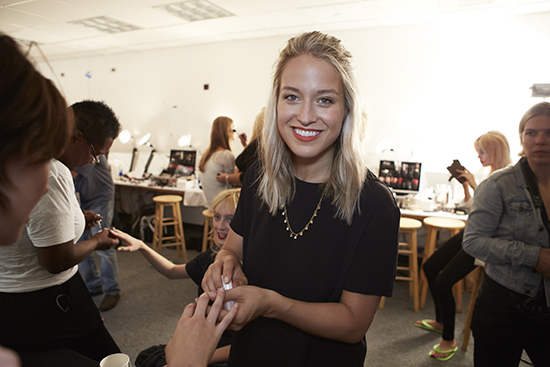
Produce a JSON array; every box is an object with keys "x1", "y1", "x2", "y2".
[
  {"x1": 114, "y1": 179, "x2": 207, "y2": 232},
  {"x1": 400, "y1": 208, "x2": 468, "y2": 222}
]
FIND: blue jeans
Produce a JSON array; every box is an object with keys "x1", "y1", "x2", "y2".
[{"x1": 78, "y1": 200, "x2": 120, "y2": 295}]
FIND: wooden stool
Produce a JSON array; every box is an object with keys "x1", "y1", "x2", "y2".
[
  {"x1": 419, "y1": 217, "x2": 466, "y2": 310},
  {"x1": 201, "y1": 209, "x2": 215, "y2": 252},
  {"x1": 461, "y1": 266, "x2": 484, "y2": 351},
  {"x1": 152, "y1": 195, "x2": 187, "y2": 262},
  {"x1": 380, "y1": 217, "x2": 423, "y2": 311}
]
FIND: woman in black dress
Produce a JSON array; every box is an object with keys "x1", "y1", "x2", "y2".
[{"x1": 201, "y1": 31, "x2": 400, "y2": 367}]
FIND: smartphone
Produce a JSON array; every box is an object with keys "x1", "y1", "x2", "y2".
[{"x1": 447, "y1": 159, "x2": 467, "y2": 184}]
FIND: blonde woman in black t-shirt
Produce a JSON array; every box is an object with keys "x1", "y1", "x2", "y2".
[{"x1": 200, "y1": 31, "x2": 400, "y2": 367}]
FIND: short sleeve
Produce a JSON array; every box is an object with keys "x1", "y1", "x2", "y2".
[
  {"x1": 27, "y1": 166, "x2": 81, "y2": 248},
  {"x1": 343, "y1": 178, "x2": 400, "y2": 297},
  {"x1": 213, "y1": 150, "x2": 235, "y2": 174}
]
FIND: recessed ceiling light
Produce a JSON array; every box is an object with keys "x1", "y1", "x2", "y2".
[
  {"x1": 69, "y1": 16, "x2": 141, "y2": 34},
  {"x1": 459, "y1": 0, "x2": 496, "y2": 7},
  {"x1": 155, "y1": 0, "x2": 234, "y2": 22}
]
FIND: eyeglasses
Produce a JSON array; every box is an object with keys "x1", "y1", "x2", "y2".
[{"x1": 83, "y1": 135, "x2": 100, "y2": 164}]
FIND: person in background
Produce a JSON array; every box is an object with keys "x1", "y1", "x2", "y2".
[
  {"x1": 201, "y1": 31, "x2": 400, "y2": 367},
  {"x1": 0, "y1": 33, "x2": 74, "y2": 367},
  {"x1": 199, "y1": 117, "x2": 236, "y2": 208},
  {"x1": 74, "y1": 153, "x2": 121, "y2": 311},
  {"x1": 112, "y1": 188, "x2": 241, "y2": 366},
  {"x1": 217, "y1": 108, "x2": 265, "y2": 187},
  {"x1": 414, "y1": 130, "x2": 512, "y2": 361},
  {"x1": 463, "y1": 102, "x2": 550, "y2": 366},
  {"x1": 0, "y1": 99, "x2": 122, "y2": 363}
]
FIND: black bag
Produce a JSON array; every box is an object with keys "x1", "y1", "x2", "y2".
[{"x1": 135, "y1": 344, "x2": 166, "y2": 367}]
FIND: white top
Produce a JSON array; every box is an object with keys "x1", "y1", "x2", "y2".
[
  {"x1": 200, "y1": 150, "x2": 235, "y2": 208},
  {"x1": 0, "y1": 159, "x2": 84, "y2": 292}
]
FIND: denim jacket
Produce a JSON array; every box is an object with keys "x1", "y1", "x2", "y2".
[{"x1": 463, "y1": 159, "x2": 549, "y2": 297}]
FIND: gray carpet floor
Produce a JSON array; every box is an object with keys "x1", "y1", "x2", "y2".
[{"x1": 89, "y1": 237, "x2": 523, "y2": 367}]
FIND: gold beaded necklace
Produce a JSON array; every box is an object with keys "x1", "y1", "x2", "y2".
[{"x1": 282, "y1": 192, "x2": 325, "y2": 240}]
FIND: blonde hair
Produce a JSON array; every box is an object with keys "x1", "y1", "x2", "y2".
[
  {"x1": 518, "y1": 102, "x2": 550, "y2": 157},
  {"x1": 258, "y1": 31, "x2": 367, "y2": 225},
  {"x1": 210, "y1": 188, "x2": 240, "y2": 252},
  {"x1": 250, "y1": 107, "x2": 265, "y2": 142},
  {"x1": 475, "y1": 131, "x2": 512, "y2": 173},
  {"x1": 199, "y1": 116, "x2": 233, "y2": 172}
]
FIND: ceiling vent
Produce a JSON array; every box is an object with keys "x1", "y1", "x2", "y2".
[
  {"x1": 155, "y1": 1, "x2": 234, "y2": 22},
  {"x1": 458, "y1": 0, "x2": 496, "y2": 6},
  {"x1": 69, "y1": 16, "x2": 141, "y2": 33}
]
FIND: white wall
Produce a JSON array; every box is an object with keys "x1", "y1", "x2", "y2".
[{"x1": 41, "y1": 11, "x2": 550, "y2": 189}]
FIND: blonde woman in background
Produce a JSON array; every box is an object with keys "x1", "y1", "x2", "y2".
[
  {"x1": 199, "y1": 117, "x2": 236, "y2": 208},
  {"x1": 415, "y1": 130, "x2": 512, "y2": 361},
  {"x1": 112, "y1": 188, "x2": 241, "y2": 366}
]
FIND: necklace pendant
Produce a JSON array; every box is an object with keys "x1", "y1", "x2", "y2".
[{"x1": 281, "y1": 193, "x2": 324, "y2": 241}]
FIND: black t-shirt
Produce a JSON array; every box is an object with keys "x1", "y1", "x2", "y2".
[
  {"x1": 186, "y1": 248, "x2": 216, "y2": 297},
  {"x1": 229, "y1": 163, "x2": 400, "y2": 367},
  {"x1": 235, "y1": 138, "x2": 259, "y2": 184}
]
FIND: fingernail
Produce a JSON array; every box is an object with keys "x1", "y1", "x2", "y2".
[{"x1": 224, "y1": 276, "x2": 229, "y2": 284}]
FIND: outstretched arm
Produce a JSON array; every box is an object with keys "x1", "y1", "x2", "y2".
[{"x1": 112, "y1": 228, "x2": 189, "y2": 280}]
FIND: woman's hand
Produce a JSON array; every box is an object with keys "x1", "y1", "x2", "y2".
[
  {"x1": 110, "y1": 228, "x2": 145, "y2": 252},
  {"x1": 215, "y1": 173, "x2": 229, "y2": 184},
  {"x1": 92, "y1": 229, "x2": 119, "y2": 251},
  {"x1": 165, "y1": 288, "x2": 238, "y2": 367},
  {"x1": 238, "y1": 132, "x2": 247, "y2": 147},
  {"x1": 222, "y1": 285, "x2": 272, "y2": 331},
  {"x1": 82, "y1": 210, "x2": 102, "y2": 230},
  {"x1": 535, "y1": 248, "x2": 550, "y2": 279},
  {"x1": 457, "y1": 168, "x2": 477, "y2": 190},
  {"x1": 202, "y1": 251, "x2": 247, "y2": 294}
]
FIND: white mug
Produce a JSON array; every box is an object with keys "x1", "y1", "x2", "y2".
[{"x1": 100, "y1": 353, "x2": 130, "y2": 367}]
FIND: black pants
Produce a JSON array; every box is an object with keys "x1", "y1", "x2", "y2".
[
  {"x1": 0, "y1": 272, "x2": 120, "y2": 362},
  {"x1": 423, "y1": 230, "x2": 476, "y2": 341},
  {"x1": 471, "y1": 275, "x2": 550, "y2": 367}
]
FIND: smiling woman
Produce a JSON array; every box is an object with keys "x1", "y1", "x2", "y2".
[
  {"x1": 110, "y1": 188, "x2": 241, "y2": 366},
  {"x1": 200, "y1": 31, "x2": 400, "y2": 367}
]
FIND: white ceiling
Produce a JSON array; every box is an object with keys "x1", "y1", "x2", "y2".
[{"x1": 2, "y1": 0, "x2": 550, "y2": 61}]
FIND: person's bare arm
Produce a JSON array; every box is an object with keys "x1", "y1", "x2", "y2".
[
  {"x1": 224, "y1": 286, "x2": 379, "y2": 343},
  {"x1": 35, "y1": 229, "x2": 118, "y2": 274},
  {"x1": 113, "y1": 228, "x2": 189, "y2": 279}
]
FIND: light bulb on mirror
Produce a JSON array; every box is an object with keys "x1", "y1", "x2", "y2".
[
  {"x1": 119, "y1": 130, "x2": 132, "y2": 144},
  {"x1": 139, "y1": 133, "x2": 154, "y2": 148},
  {"x1": 178, "y1": 134, "x2": 192, "y2": 147}
]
